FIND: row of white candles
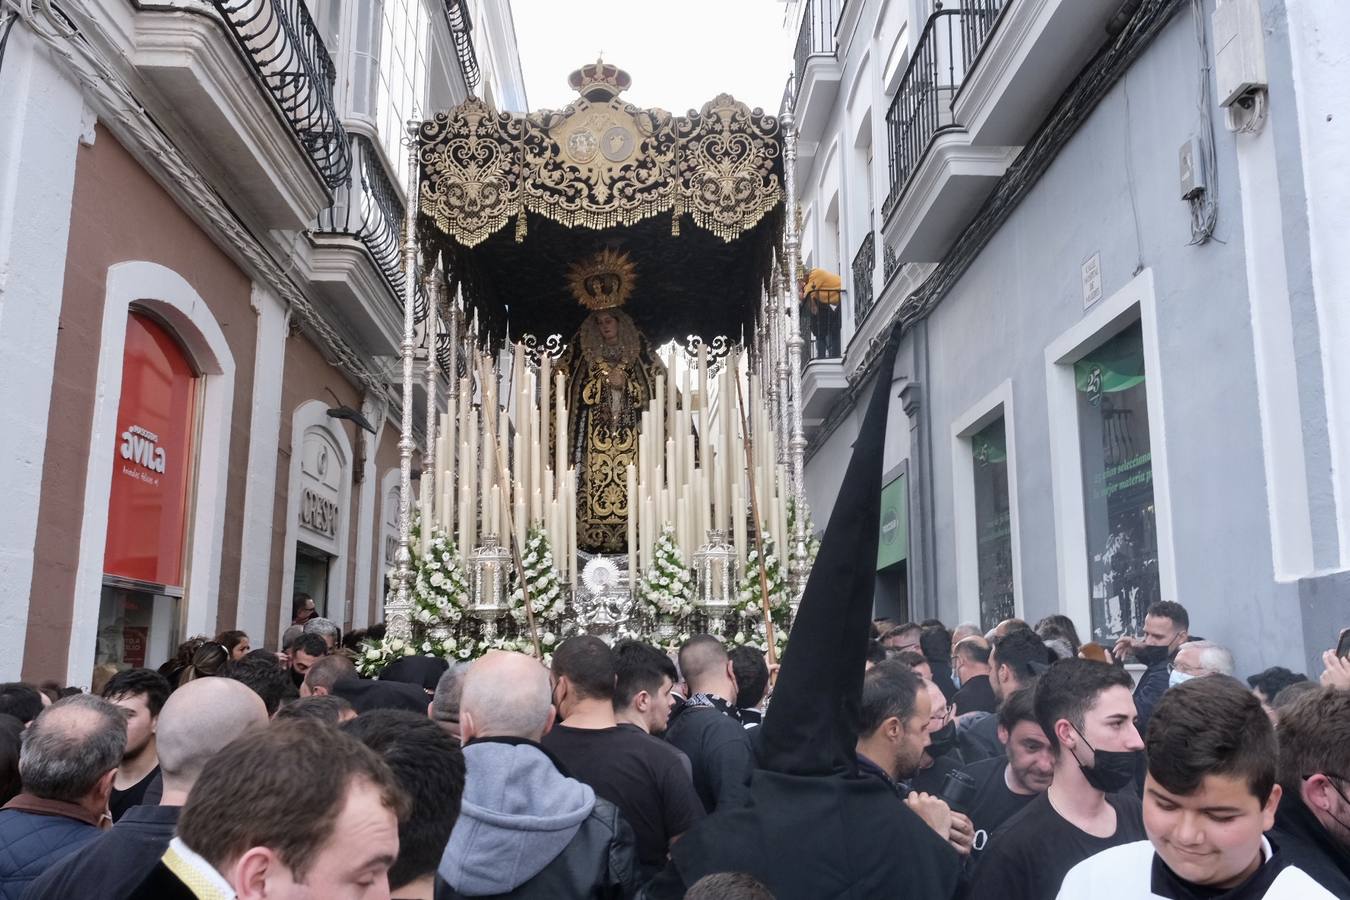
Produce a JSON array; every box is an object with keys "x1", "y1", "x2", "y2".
[
  {"x1": 418, "y1": 342, "x2": 793, "y2": 591},
  {"x1": 628, "y1": 347, "x2": 794, "y2": 580},
  {"x1": 423, "y1": 346, "x2": 580, "y2": 590}
]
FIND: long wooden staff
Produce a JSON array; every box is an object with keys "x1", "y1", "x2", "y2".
[
  {"x1": 734, "y1": 371, "x2": 778, "y2": 667},
  {"x1": 478, "y1": 356, "x2": 542, "y2": 658}
]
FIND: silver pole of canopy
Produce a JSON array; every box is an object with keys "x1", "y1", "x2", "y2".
[{"x1": 388, "y1": 120, "x2": 423, "y2": 641}]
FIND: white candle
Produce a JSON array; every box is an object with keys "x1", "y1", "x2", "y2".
[
  {"x1": 542, "y1": 468, "x2": 554, "y2": 528},
  {"x1": 529, "y1": 372, "x2": 541, "y2": 523},
  {"x1": 460, "y1": 482, "x2": 474, "y2": 557},
  {"x1": 732, "y1": 482, "x2": 746, "y2": 569},
  {"x1": 555, "y1": 372, "x2": 566, "y2": 484},
  {"x1": 568, "y1": 471, "x2": 578, "y2": 587},
  {"x1": 627, "y1": 465, "x2": 638, "y2": 580},
  {"x1": 540, "y1": 353, "x2": 551, "y2": 469}
]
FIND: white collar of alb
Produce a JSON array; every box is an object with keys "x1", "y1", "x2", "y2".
[{"x1": 165, "y1": 836, "x2": 238, "y2": 900}]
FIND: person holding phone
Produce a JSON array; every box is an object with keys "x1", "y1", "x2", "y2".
[{"x1": 1319, "y1": 627, "x2": 1350, "y2": 691}]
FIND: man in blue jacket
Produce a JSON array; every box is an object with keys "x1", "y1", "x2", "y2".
[{"x1": 0, "y1": 694, "x2": 126, "y2": 899}]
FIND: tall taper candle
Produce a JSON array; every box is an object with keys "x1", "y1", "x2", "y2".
[{"x1": 626, "y1": 465, "x2": 638, "y2": 581}]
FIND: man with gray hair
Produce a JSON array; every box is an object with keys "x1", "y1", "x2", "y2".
[
  {"x1": 1169, "y1": 639, "x2": 1236, "y2": 684},
  {"x1": 23, "y1": 678, "x2": 269, "y2": 899},
  {"x1": 302, "y1": 616, "x2": 341, "y2": 651},
  {"x1": 438, "y1": 651, "x2": 636, "y2": 898},
  {"x1": 0, "y1": 694, "x2": 126, "y2": 898},
  {"x1": 429, "y1": 661, "x2": 470, "y2": 743}
]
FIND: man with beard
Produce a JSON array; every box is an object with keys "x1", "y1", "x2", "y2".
[
  {"x1": 959, "y1": 688, "x2": 1054, "y2": 864},
  {"x1": 967, "y1": 659, "x2": 1146, "y2": 900},
  {"x1": 1112, "y1": 601, "x2": 1189, "y2": 737},
  {"x1": 856, "y1": 664, "x2": 973, "y2": 857}
]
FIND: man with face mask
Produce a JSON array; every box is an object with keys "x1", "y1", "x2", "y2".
[
  {"x1": 1113, "y1": 601, "x2": 1189, "y2": 725},
  {"x1": 1270, "y1": 686, "x2": 1350, "y2": 895},
  {"x1": 966, "y1": 659, "x2": 1146, "y2": 900},
  {"x1": 910, "y1": 679, "x2": 963, "y2": 796}
]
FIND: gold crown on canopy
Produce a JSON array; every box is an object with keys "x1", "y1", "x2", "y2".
[
  {"x1": 568, "y1": 58, "x2": 632, "y2": 100},
  {"x1": 568, "y1": 248, "x2": 637, "y2": 311}
]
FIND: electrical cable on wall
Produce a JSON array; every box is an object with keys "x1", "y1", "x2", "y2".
[{"x1": 1187, "y1": 0, "x2": 1220, "y2": 245}]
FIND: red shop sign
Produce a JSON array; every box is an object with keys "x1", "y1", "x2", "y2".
[{"x1": 104, "y1": 311, "x2": 198, "y2": 587}]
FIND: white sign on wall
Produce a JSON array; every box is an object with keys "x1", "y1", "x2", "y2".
[{"x1": 1082, "y1": 252, "x2": 1103, "y2": 309}]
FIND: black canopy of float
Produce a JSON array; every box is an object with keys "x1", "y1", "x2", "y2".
[{"x1": 423, "y1": 206, "x2": 782, "y2": 350}]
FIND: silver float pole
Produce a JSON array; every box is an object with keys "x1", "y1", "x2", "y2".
[{"x1": 388, "y1": 120, "x2": 423, "y2": 641}]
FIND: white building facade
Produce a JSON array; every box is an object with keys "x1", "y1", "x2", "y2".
[
  {"x1": 795, "y1": 0, "x2": 1349, "y2": 674},
  {"x1": 0, "y1": 0, "x2": 525, "y2": 684}
]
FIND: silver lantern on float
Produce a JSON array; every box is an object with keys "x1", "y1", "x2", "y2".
[{"x1": 469, "y1": 534, "x2": 512, "y2": 641}]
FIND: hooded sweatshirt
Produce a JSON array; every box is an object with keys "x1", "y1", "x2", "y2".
[{"x1": 439, "y1": 739, "x2": 597, "y2": 895}]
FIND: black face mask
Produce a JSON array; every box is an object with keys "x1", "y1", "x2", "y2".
[
  {"x1": 1134, "y1": 644, "x2": 1170, "y2": 668},
  {"x1": 1072, "y1": 727, "x2": 1139, "y2": 794},
  {"x1": 927, "y1": 722, "x2": 958, "y2": 759}
]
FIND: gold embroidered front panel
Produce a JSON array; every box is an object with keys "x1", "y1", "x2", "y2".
[{"x1": 418, "y1": 93, "x2": 782, "y2": 247}]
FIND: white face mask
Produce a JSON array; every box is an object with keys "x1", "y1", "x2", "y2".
[{"x1": 1168, "y1": 670, "x2": 1195, "y2": 689}]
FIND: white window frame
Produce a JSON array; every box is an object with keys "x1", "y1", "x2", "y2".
[
  {"x1": 72, "y1": 261, "x2": 236, "y2": 685},
  {"x1": 951, "y1": 380, "x2": 1023, "y2": 628},
  {"x1": 1043, "y1": 268, "x2": 1178, "y2": 633}
]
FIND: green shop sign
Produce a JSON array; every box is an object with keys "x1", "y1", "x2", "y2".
[{"x1": 877, "y1": 474, "x2": 908, "y2": 570}]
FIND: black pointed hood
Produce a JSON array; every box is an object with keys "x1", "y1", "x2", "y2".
[{"x1": 758, "y1": 334, "x2": 901, "y2": 777}]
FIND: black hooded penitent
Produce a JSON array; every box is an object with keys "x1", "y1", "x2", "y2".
[{"x1": 639, "y1": 333, "x2": 961, "y2": 900}]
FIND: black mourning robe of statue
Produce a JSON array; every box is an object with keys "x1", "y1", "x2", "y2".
[{"x1": 639, "y1": 336, "x2": 961, "y2": 900}]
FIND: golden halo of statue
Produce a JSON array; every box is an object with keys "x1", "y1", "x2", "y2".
[{"x1": 568, "y1": 248, "x2": 637, "y2": 311}]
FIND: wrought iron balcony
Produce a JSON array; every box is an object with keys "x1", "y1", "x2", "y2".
[
  {"x1": 880, "y1": 2, "x2": 1011, "y2": 214},
  {"x1": 959, "y1": 0, "x2": 1010, "y2": 71},
  {"x1": 852, "y1": 232, "x2": 876, "y2": 327},
  {"x1": 882, "y1": 7, "x2": 965, "y2": 213},
  {"x1": 801, "y1": 289, "x2": 844, "y2": 363},
  {"x1": 443, "y1": 0, "x2": 481, "y2": 93},
  {"x1": 793, "y1": 0, "x2": 841, "y2": 93},
  {"x1": 211, "y1": 0, "x2": 351, "y2": 189},
  {"x1": 314, "y1": 134, "x2": 405, "y2": 295}
]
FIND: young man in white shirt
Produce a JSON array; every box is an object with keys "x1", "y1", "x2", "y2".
[{"x1": 1058, "y1": 674, "x2": 1336, "y2": 899}]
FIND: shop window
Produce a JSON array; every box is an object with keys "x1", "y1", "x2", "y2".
[
  {"x1": 99, "y1": 311, "x2": 198, "y2": 671},
  {"x1": 971, "y1": 417, "x2": 1014, "y2": 629},
  {"x1": 1075, "y1": 321, "x2": 1160, "y2": 639}
]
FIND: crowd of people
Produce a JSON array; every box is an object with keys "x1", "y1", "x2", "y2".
[{"x1": 0, "y1": 596, "x2": 1343, "y2": 899}]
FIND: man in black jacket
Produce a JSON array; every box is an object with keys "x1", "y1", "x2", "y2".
[
  {"x1": 25, "y1": 677, "x2": 269, "y2": 900},
  {"x1": 1269, "y1": 686, "x2": 1350, "y2": 896},
  {"x1": 438, "y1": 650, "x2": 637, "y2": 899},
  {"x1": 664, "y1": 636, "x2": 754, "y2": 814}
]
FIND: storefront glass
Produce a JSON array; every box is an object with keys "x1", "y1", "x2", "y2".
[
  {"x1": 99, "y1": 311, "x2": 198, "y2": 672},
  {"x1": 1075, "y1": 321, "x2": 1160, "y2": 641},
  {"x1": 972, "y1": 417, "x2": 1014, "y2": 629}
]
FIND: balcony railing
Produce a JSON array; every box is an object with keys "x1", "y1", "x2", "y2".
[
  {"x1": 959, "y1": 0, "x2": 1010, "y2": 71},
  {"x1": 314, "y1": 134, "x2": 405, "y2": 295},
  {"x1": 881, "y1": 1, "x2": 1010, "y2": 213},
  {"x1": 802, "y1": 289, "x2": 845, "y2": 363},
  {"x1": 443, "y1": 0, "x2": 481, "y2": 92},
  {"x1": 852, "y1": 232, "x2": 876, "y2": 327},
  {"x1": 793, "y1": 0, "x2": 841, "y2": 92},
  {"x1": 212, "y1": 0, "x2": 351, "y2": 189}
]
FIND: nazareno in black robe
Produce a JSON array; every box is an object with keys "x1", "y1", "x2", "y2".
[{"x1": 639, "y1": 332, "x2": 961, "y2": 900}]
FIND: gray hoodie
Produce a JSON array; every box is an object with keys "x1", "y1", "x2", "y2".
[{"x1": 439, "y1": 739, "x2": 597, "y2": 895}]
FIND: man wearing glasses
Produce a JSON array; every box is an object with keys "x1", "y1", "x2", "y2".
[{"x1": 1270, "y1": 686, "x2": 1350, "y2": 896}]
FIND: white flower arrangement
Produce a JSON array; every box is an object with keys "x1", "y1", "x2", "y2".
[
  {"x1": 509, "y1": 527, "x2": 569, "y2": 623},
  {"x1": 411, "y1": 526, "x2": 470, "y2": 630},
  {"x1": 637, "y1": 526, "x2": 696, "y2": 619}
]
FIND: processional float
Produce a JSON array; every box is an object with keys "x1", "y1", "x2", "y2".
[{"x1": 367, "y1": 61, "x2": 813, "y2": 672}]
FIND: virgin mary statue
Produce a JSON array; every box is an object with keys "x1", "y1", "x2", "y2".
[{"x1": 558, "y1": 249, "x2": 665, "y2": 553}]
